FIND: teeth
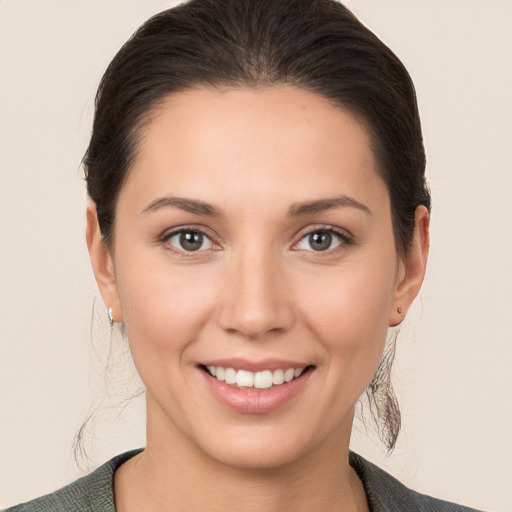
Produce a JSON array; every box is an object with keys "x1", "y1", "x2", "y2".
[
  {"x1": 216, "y1": 367, "x2": 225, "y2": 381},
  {"x1": 254, "y1": 370, "x2": 273, "y2": 389},
  {"x1": 236, "y1": 370, "x2": 254, "y2": 387},
  {"x1": 272, "y1": 369, "x2": 284, "y2": 385},
  {"x1": 284, "y1": 368, "x2": 295, "y2": 382},
  {"x1": 206, "y1": 365, "x2": 307, "y2": 389},
  {"x1": 225, "y1": 367, "x2": 237, "y2": 385}
]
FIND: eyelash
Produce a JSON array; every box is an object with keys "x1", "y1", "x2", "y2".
[
  {"x1": 159, "y1": 226, "x2": 218, "y2": 257},
  {"x1": 292, "y1": 225, "x2": 354, "y2": 253},
  {"x1": 159, "y1": 225, "x2": 353, "y2": 257}
]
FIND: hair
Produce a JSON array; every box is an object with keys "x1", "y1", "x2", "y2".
[{"x1": 84, "y1": 0, "x2": 431, "y2": 451}]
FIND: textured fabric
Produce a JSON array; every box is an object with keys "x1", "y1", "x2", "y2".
[
  {"x1": 349, "y1": 453, "x2": 481, "y2": 512},
  {"x1": 7, "y1": 450, "x2": 482, "y2": 511},
  {"x1": 5, "y1": 451, "x2": 140, "y2": 512}
]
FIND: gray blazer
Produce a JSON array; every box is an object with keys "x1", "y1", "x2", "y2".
[{"x1": 7, "y1": 450, "x2": 482, "y2": 511}]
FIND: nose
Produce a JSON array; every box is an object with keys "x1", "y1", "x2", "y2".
[{"x1": 217, "y1": 248, "x2": 295, "y2": 340}]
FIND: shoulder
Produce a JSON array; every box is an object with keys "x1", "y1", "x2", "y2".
[
  {"x1": 5, "y1": 450, "x2": 142, "y2": 512},
  {"x1": 349, "y1": 452, "x2": 483, "y2": 512}
]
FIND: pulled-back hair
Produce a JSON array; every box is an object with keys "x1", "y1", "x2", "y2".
[{"x1": 84, "y1": 0, "x2": 430, "y2": 451}]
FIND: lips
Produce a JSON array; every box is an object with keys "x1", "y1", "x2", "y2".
[{"x1": 199, "y1": 359, "x2": 314, "y2": 414}]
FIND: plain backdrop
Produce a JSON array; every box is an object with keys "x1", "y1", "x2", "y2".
[{"x1": 1, "y1": 1, "x2": 511, "y2": 510}]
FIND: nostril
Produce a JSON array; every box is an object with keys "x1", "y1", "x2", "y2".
[{"x1": 218, "y1": 303, "x2": 295, "y2": 340}]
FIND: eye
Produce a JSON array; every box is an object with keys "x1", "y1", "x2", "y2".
[
  {"x1": 295, "y1": 228, "x2": 347, "y2": 252},
  {"x1": 166, "y1": 229, "x2": 216, "y2": 252}
]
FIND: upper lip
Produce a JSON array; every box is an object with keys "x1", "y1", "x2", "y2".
[{"x1": 200, "y1": 358, "x2": 312, "y2": 372}]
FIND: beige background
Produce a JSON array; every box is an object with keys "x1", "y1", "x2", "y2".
[{"x1": 1, "y1": 1, "x2": 511, "y2": 510}]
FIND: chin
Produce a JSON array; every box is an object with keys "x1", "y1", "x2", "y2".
[
  {"x1": 192, "y1": 419, "x2": 334, "y2": 471},
  {"x1": 205, "y1": 439, "x2": 309, "y2": 470}
]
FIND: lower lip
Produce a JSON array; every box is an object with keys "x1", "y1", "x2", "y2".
[{"x1": 201, "y1": 368, "x2": 313, "y2": 414}]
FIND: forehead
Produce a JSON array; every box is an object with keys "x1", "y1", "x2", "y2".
[{"x1": 122, "y1": 85, "x2": 388, "y2": 215}]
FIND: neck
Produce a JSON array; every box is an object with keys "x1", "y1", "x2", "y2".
[{"x1": 115, "y1": 404, "x2": 367, "y2": 512}]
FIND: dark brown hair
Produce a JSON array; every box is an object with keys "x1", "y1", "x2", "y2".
[{"x1": 84, "y1": 0, "x2": 430, "y2": 451}]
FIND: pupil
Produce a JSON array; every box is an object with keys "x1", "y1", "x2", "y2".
[
  {"x1": 180, "y1": 231, "x2": 203, "y2": 251},
  {"x1": 310, "y1": 232, "x2": 331, "y2": 251}
]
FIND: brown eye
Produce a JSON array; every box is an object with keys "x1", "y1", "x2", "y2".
[
  {"x1": 167, "y1": 230, "x2": 214, "y2": 252},
  {"x1": 308, "y1": 232, "x2": 332, "y2": 251},
  {"x1": 296, "y1": 229, "x2": 345, "y2": 252}
]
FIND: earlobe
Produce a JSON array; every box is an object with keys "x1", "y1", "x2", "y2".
[
  {"x1": 389, "y1": 206, "x2": 430, "y2": 327},
  {"x1": 86, "y1": 201, "x2": 124, "y2": 323}
]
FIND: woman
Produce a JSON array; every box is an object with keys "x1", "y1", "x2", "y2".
[{"x1": 4, "y1": 0, "x2": 489, "y2": 510}]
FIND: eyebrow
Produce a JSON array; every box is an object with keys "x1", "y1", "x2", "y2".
[
  {"x1": 142, "y1": 197, "x2": 222, "y2": 217},
  {"x1": 141, "y1": 194, "x2": 371, "y2": 218},
  {"x1": 287, "y1": 195, "x2": 372, "y2": 217}
]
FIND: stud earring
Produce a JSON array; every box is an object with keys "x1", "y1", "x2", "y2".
[
  {"x1": 397, "y1": 307, "x2": 406, "y2": 316},
  {"x1": 107, "y1": 306, "x2": 114, "y2": 326}
]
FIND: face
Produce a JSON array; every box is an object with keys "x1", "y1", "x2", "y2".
[{"x1": 88, "y1": 85, "x2": 427, "y2": 469}]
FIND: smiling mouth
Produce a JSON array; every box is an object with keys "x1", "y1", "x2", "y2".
[{"x1": 200, "y1": 365, "x2": 315, "y2": 390}]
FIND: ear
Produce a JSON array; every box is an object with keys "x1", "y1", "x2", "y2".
[
  {"x1": 388, "y1": 205, "x2": 430, "y2": 327},
  {"x1": 86, "y1": 200, "x2": 124, "y2": 323}
]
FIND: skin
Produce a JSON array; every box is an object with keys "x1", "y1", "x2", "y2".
[{"x1": 87, "y1": 85, "x2": 429, "y2": 512}]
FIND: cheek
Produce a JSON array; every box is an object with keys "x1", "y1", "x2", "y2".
[
  {"x1": 114, "y1": 255, "x2": 218, "y2": 369},
  {"x1": 295, "y1": 257, "x2": 396, "y2": 379}
]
